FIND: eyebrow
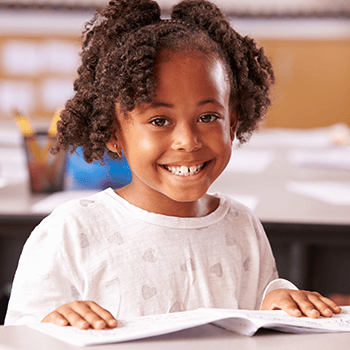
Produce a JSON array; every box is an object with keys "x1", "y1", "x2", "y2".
[
  {"x1": 150, "y1": 99, "x2": 224, "y2": 109},
  {"x1": 150, "y1": 101, "x2": 173, "y2": 108},
  {"x1": 198, "y1": 99, "x2": 223, "y2": 108}
]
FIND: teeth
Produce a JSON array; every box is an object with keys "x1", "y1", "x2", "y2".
[
  {"x1": 180, "y1": 166, "x2": 188, "y2": 174},
  {"x1": 165, "y1": 164, "x2": 205, "y2": 176}
]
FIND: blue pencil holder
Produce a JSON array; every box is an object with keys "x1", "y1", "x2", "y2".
[{"x1": 64, "y1": 147, "x2": 132, "y2": 190}]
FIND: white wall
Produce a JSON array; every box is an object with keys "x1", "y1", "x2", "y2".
[{"x1": 1, "y1": 0, "x2": 349, "y2": 13}]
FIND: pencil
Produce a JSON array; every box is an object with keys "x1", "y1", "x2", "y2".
[
  {"x1": 47, "y1": 107, "x2": 62, "y2": 138},
  {"x1": 14, "y1": 110, "x2": 35, "y2": 137},
  {"x1": 43, "y1": 108, "x2": 62, "y2": 162},
  {"x1": 14, "y1": 110, "x2": 44, "y2": 163}
]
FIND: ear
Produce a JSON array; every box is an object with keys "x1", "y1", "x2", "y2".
[
  {"x1": 106, "y1": 105, "x2": 123, "y2": 155},
  {"x1": 106, "y1": 135, "x2": 119, "y2": 153},
  {"x1": 230, "y1": 111, "x2": 239, "y2": 142},
  {"x1": 106, "y1": 118, "x2": 122, "y2": 155},
  {"x1": 106, "y1": 132, "x2": 123, "y2": 158}
]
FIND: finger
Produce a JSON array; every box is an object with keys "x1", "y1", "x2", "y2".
[
  {"x1": 291, "y1": 293, "x2": 321, "y2": 318},
  {"x1": 62, "y1": 301, "x2": 113, "y2": 330},
  {"x1": 272, "y1": 297, "x2": 303, "y2": 317},
  {"x1": 85, "y1": 301, "x2": 118, "y2": 328},
  {"x1": 320, "y1": 296, "x2": 342, "y2": 314},
  {"x1": 306, "y1": 293, "x2": 335, "y2": 317},
  {"x1": 56, "y1": 303, "x2": 91, "y2": 329},
  {"x1": 41, "y1": 311, "x2": 69, "y2": 327},
  {"x1": 71, "y1": 302, "x2": 108, "y2": 329},
  {"x1": 308, "y1": 294, "x2": 342, "y2": 316}
]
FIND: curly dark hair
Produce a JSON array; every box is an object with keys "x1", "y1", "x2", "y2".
[{"x1": 52, "y1": 0, "x2": 274, "y2": 163}]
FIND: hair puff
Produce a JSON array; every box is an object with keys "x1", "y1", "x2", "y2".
[{"x1": 52, "y1": 0, "x2": 274, "y2": 163}]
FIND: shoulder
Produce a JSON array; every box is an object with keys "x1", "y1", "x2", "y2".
[
  {"x1": 213, "y1": 192, "x2": 266, "y2": 240},
  {"x1": 214, "y1": 192, "x2": 258, "y2": 220},
  {"x1": 45, "y1": 188, "x2": 118, "y2": 222},
  {"x1": 32, "y1": 189, "x2": 123, "y2": 243}
]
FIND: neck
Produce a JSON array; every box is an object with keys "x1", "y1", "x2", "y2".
[{"x1": 115, "y1": 185, "x2": 219, "y2": 218}]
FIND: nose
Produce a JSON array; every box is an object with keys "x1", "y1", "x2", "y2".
[{"x1": 171, "y1": 123, "x2": 202, "y2": 152}]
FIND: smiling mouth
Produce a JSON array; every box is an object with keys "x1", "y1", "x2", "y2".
[{"x1": 163, "y1": 163, "x2": 206, "y2": 176}]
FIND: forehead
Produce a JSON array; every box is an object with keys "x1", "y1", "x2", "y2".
[{"x1": 153, "y1": 50, "x2": 230, "y2": 101}]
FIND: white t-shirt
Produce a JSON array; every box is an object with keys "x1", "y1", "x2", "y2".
[{"x1": 5, "y1": 189, "x2": 292, "y2": 325}]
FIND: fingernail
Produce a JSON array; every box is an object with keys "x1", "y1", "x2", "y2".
[
  {"x1": 109, "y1": 319, "x2": 118, "y2": 327},
  {"x1": 311, "y1": 309, "x2": 320, "y2": 317},
  {"x1": 78, "y1": 320, "x2": 89, "y2": 329},
  {"x1": 95, "y1": 320, "x2": 106, "y2": 329}
]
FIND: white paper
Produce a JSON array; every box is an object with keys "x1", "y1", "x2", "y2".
[
  {"x1": 287, "y1": 147, "x2": 350, "y2": 170},
  {"x1": 28, "y1": 307, "x2": 350, "y2": 347},
  {"x1": 0, "y1": 80, "x2": 35, "y2": 113},
  {"x1": 286, "y1": 181, "x2": 350, "y2": 206},
  {"x1": 43, "y1": 40, "x2": 80, "y2": 74},
  {"x1": 0, "y1": 177, "x2": 8, "y2": 189},
  {"x1": 246, "y1": 124, "x2": 350, "y2": 149},
  {"x1": 0, "y1": 126, "x2": 22, "y2": 147},
  {"x1": 1, "y1": 40, "x2": 79, "y2": 75},
  {"x1": 41, "y1": 79, "x2": 75, "y2": 111},
  {"x1": 0, "y1": 148, "x2": 28, "y2": 184},
  {"x1": 1, "y1": 40, "x2": 41, "y2": 76},
  {"x1": 31, "y1": 190, "x2": 98, "y2": 214},
  {"x1": 227, "y1": 149, "x2": 275, "y2": 173}
]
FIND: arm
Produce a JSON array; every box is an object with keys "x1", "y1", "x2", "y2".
[
  {"x1": 5, "y1": 215, "x2": 118, "y2": 329},
  {"x1": 251, "y1": 218, "x2": 341, "y2": 318}
]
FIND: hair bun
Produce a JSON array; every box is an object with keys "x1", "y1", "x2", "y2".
[
  {"x1": 170, "y1": 0, "x2": 226, "y2": 31},
  {"x1": 101, "y1": 0, "x2": 161, "y2": 36}
]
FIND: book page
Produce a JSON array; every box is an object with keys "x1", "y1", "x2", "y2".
[
  {"x1": 205, "y1": 307, "x2": 350, "y2": 335},
  {"x1": 28, "y1": 307, "x2": 350, "y2": 347},
  {"x1": 29, "y1": 309, "x2": 226, "y2": 347}
]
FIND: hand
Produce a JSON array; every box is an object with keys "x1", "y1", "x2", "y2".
[
  {"x1": 41, "y1": 301, "x2": 118, "y2": 329},
  {"x1": 261, "y1": 289, "x2": 342, "y2": 318}
]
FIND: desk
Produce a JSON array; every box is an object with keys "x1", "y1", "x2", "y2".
[
  {"x1": 1, "y1": 324, "x2": 350, "y2": 350},
  {"x1": 1, "y1": 126, "x2": 350, "y2": 322},
  {"x1": 209, "y1": 130, "x2": 350, "y2": 295}
]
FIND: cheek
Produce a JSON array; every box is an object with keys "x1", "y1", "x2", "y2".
[
  {"x1": 123, "y1": 131, "x2": 163, "y2": 164},
  {"x1": 213, "y1": 126, "x2": 233, "y2": 164},
  {"x1": 211, "y1": 123, "x2": 233, "y2": 148},
  {"x1": 136, "y1": 134, "x2": 163, "y2": 156}
]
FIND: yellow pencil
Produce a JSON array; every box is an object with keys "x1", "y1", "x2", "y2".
[
  {"x1": 14, "y1": 110, "x2": 45, "y2": 163},
  {"x1": 14, "y1": 110, "x2": 35, "y2": 137},
  {"x1": 47, "y1": 107, "x2": 62, "y2": 138},
  {"x1": 43, "y1": 108, "x2": 63, "y2": 162}
]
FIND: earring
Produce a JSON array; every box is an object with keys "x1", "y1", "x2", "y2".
[{"x1": 114, "y1": 145, "x2": 122, "y2": 158}]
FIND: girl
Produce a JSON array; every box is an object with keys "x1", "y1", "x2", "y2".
[{"x1": 5, "y1": 0, "x2": 340, "y2": 330}]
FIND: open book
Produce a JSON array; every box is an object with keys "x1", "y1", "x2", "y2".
[{"x1": 29, "y1": 306, "x2": 350, "y2": 347}]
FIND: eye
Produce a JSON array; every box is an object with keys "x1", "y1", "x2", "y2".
[
  {"x1": 150, "y1": 117, "x2": 171, "y2": 127},
  {"x1": 199, "y1": 114, "x2": 219, "y2": 123}
]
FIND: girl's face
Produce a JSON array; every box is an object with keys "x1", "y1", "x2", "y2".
[{"x1": 108, "y1": 50, "x2": 237, "y2": 216}]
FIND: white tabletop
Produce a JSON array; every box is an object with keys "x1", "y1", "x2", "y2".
[
  {"x1": 1, "y1": 123, "x2": 350, "y2": 226},
  {"x1": 210, "y1": 126, "x2": 350, "y2": 226},
  {"x1": 1, "y1": 324, "x2": 350, "y2": 350}
]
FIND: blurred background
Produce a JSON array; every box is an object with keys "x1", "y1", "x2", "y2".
[
  {"x1": 0, "y1": 0, "x2": 349, "y2": 128},
  {"x1": 0, "y1": 0, "x2": 350, "y2": 324}
]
